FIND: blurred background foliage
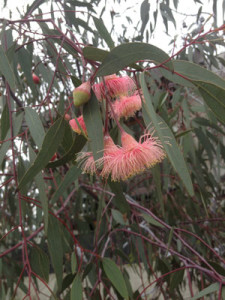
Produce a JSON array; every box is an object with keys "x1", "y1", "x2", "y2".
[{"x1": 0, "y1": 0, "x2": 225, "y2": 299}]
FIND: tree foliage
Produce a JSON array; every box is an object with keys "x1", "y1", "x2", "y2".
[{"x1": 0, "y1": 0, "x2": 225, "y2": 299}]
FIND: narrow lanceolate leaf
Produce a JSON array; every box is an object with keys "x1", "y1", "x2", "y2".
[
  {"x1": 193, "y1": 81, "x2": 225, "y2": 125},
  {"x1": 151, "y1": 165, "x2": 164, "y2": 216},
  {"x1": 48, "y1": 215, "x2": 64, "y2": 291},
  {"x1": 142, "y1": 213, "x2": 164, "y2": 228},
  {"x1": 112, "y1": 209, "x2": 127, "y2": 225},
  {"x1": 140, "y1": 73, "x2": 194, "y2": 197},
  {"x1": 83, "y1": 91, "x2": 103, "y2": 161},
  {"x1": 25, "y1": 107, "x2": 45, "y2": 149},
  {"x1": 35, "y1": 173, "x2": 49, "y2": 233},
  {"x1": 71, "y1": 252, "x2": 77, "y2": 274},
  {"x1": 1, "y1": 103, "x2": 10, "y2": 141},
  {"x1": 0, "y1": 113, "x2": 24, "y2": 167},
  {"x1": 193, "y1": 117, "x2": 225, "y2": 135},
  {"x1": 18, "y1": 117, "x2": 65, "y2": 191},
  {"x1": 30, "y1": 246, "x2": 50, "y2": 282},
  {"x1": 47, "y1": 135, "x2": 86, "y2": 168},
  {"x1": 70, "y1": 274, "x2": 82, "y2": 300},
  {"x1": 170, "y1": 269, "x2": 184, "y2": 291},
  {"x1": 96, "y1": 42, "x2": 173, "y2": 76},
  {"x1": 102, "y1": 258, "x2": 129, "y2": 300},
  {"x1": 108, "y1": 181, "x2": 130, "y2": 214},
  {"x1": 140, "y1": 0, "x2": 150, "y2": 36},
  {"x1": 190, "y1": 282, "x2": 219, "y2": 300},
  {"x1": 29, "y1": 146, "x2": 49, "y2": 233},
  {"x1": 17, "y1": 47, "x2": 37, "y2": 96},
  {"x1": 0, "y1": 45, "x2": 16, "y2": 90},
  {"x1": 51, "y1": 165, "x2": 82, "y2": 205},
  {"x1": 24, "y1": 0, "x2": 46, "y2": 17},
  {"x1": 71, "y1": 76, "x2": 82, "y2": 88},
  {"x1": 93, "y1": 17, "x2": 114, "y2": 49}
]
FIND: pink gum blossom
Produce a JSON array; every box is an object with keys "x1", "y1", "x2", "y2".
[
  {"x1": 92, "y1": 74, "x2": 136, "y2": 101},
  {"x1": 103, "y1": 132, "x2": 165, "y2": 181},
  {"x1": 76, "y1": 132, "x2": 165, "y2": 182},
  {"x1": 121, "y1": 131, "x2": 166, "y2": 172},
  {"x1": 99, "y1": 134, "x2": 124, "y2": 180},
  {"x1": 110, "y1": 93, "x2": 142, "y2": 120},
  {"x1": 76, "y1": 152, "x2": 96, "y2": 175}
]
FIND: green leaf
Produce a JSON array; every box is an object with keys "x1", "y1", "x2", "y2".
[
  {"x1": 18, "y1": 117, "x2": 65, "y2": 191},
  {"x1": 61, "y1": 274, "x2": 75, "y2": 295},
  {"x1": 83, "y1": 46, "x2": 109, "y2": 62},
  {"x1": 173, "y1": 60, "x2": 225, "y2": 89},
  {"x1": 39, "y1": 29, "x2": 67, "y2": 76},
  {"x1": 93, "y1": 17, "x2": 114, "y2": 49},
  {"x1": 35, "y1": 171, "x2": 49, "y2": 232},
  {"x1": 74, "y1": 18, "x2": 96, "y2": 34},
  {"x1": 67, "y1": 0, "x2": 94, "y2": 11},
  {"x1": 70, "y1": 274, "x2": 82, "y2": 300},
  {"x1": 193, "y1": 81, "x2": 225, "y2": 125},
  {"x1": 102, "y1": 258, "x2": 129, "y2": 300},
  {"x1": 17, "y1": 47, "x2": 38, "y2": 96},
  {"x1": 17, "y1": 157, "x2": 29, "y2": 197},
  {"x1": 193, "y1": 117, "x2": 225, "y2": 134},
  {"x1": 29, "y1": 146, "x2": 49, "y2": 233},
  {"x1": 151, "y1": 165, "x2": 164, "y2": 216},
  {"x1": 83, "y1": 46, "x2": 142, "y2": 71},
  {"x1": 0, "y1": 113, "x2": 24, "y2": 167},
  {"x1": 166, "y1": 227, "x2": 174, "y2": 256},
  {"x1": 208, "y1": 261, "x2": 225, "y2": 276},
  {"x1": 30, "y1": 246, "x2": 50, "y2": 282},
  {"x1": 71, "y1": 252, "x2": 77, "y2": 274},
  {"x1": 25, "y1": 107, "x2": 45, "y2": 149},
  {"x1": 140, "y1": 0, "x2": 150, "y2": 36},
  {"x1": 61, "y1": 120, "x2": 74, "y2": 152},
  {"x1": 48, "y1": 215, "x2": 64, "y2": 291},
  {"x1": 175, "y1": 128, "x2": 194, "y2": 139},
  {"x1": 160, "y1": 67, "x2": 194, "y2": 87},
  {"x1": 108, "y1": 181, "x2": 130, "y2": 214},
  {"x1": 170, "y1": 269, "x2": 184, "y2": 291},
  {"x1": 112, "y1": 209, "x2": 127, "y2": 225},
  {"x1": 51, "y1": 164, "x2": 82, "y2": 205},
  {"x1": 96, "y1": 42, "x2": 173, "y2": 76},
  {"x1": 77, "y1": 0, "x2": 95, "y2": 7},
  {"x1": 142, "y1": 213, "x2": 164, "y2": 228},
  {"x1": 38, "y1": 23, "x2": 78, "y2": 60},
  {"x1": 71, "y1": 76, "x2": 82, "y2": 88},
  {"x1": 0, "y1": 45, "x2": 16, "y2": 90},
  {"x1": 140, "y1": 72, "x2": 194, "y2": 196},
  {"x1": 47, "y1": 134, "x2": 87, "y2": 168},
  {"x1": 83, "y1": 91, "x2": 103, "y2": 161},
  {"x1": 160, "y1": 3, "x2": 176, "y2": 29},
  {"x1": 37, "y1": 61, "x2": 55, "y2": 87},
  {"x1": 24, "y1": 0, "x2": 46, "y2": 17},
  {"x1": 0, "y1": 103, "x2": 10, "y2": 141},
  {"x1": 190, "y1": 282, "x2": 219, "y2": 300}
]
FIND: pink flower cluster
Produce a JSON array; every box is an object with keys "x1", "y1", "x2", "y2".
[
  {"x1": 77, "y1": 131, "x2": 165, "y2": 181},
  {"x1": 93, "y1": 74, "x2": 142, "y2": 120},
  {"x1": 68, "y1": 74, "x2": 165, "y2": 181}
]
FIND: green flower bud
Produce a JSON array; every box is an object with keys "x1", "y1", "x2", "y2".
[{"x1": 73, "y1": 81, "x2": 91, "y2": 107}]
